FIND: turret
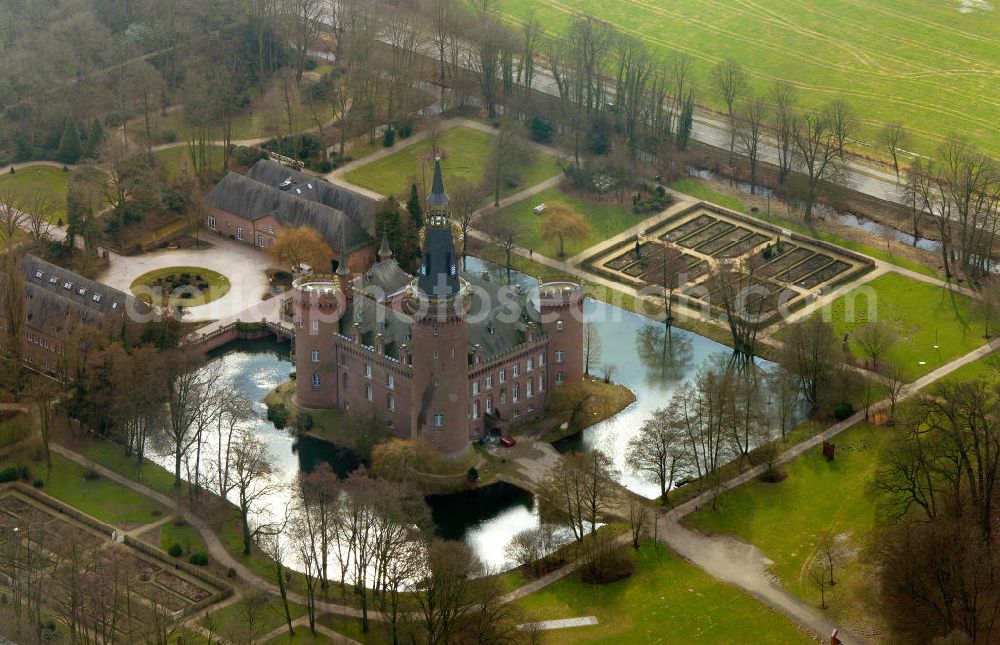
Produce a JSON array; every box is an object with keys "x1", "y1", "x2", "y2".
[
  {"x1": 378, "y1": 230, "x2": 393, "y2": 262},
  {"x1": 539, "y1": 281, "x2": 585, "y2": 390},
  {"x1": 293, "y1": 274, "x2": 347, "y2": 408}
]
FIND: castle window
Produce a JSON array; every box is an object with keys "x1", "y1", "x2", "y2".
[
  {"x1": 539, "y1": 353, "x2": 545, "y2": 366},
  {"x1": 486, "y1": 396, "x2": 492, "y2": 414},
  {"x1": 556, "y1": 371, "x2": 565, "y2": 385},
  {"x1": 237, "y1": 226, "x2": 244, "y2": 240},
  {"x1": 432, "y1": 326, "x2": 438, "y2": 337},
  {"x1": 539, "y1": 374, "x2": 545, "y2": 392},
  {"x1": 433, "y1": 414, "x2": 445, "y2": 428},
  {"x1": 365, "y1": 383, "x2": 373, "y2": 401},
  {"x1": 311, "y1": 350, "x2": 320, "y2": 363},
  {"x1": 472, "y1": 400, "x2": 479, "y2": 419},
  {"x1": 527, "y1": 358, "x2": 533, "y2": 371},
  {"x1": 486, "y1": 374, "x2": 493, "y2": 389},
  {"x1": 268, "y1": 225, "x2": 274, "y2": 234},
  {"x1": 512, "y1": 364, "x2": 519, "y2": 377},
  {"x1": 526, "y1": 379, "x2": 533, "y2": 397},
  {"x1": 499, "y1": 369, "x2": 506, "y2": 384},
  {"x1": 500, "y1": 389, "x2": 507, "y2": 405},
  {"x1": 387, "y1": 394, "x2": 395, "y2": 411},
  {"x1": 387, "y1": 374, "x2": 395, "y2": 390},
  {"x1": 555, "y1": 351, "x2": 565, "y2": 364},
  {"x1": 342, "y1": 372, "x2": 348, "y2": 388},
  {"x1": 365, "y1": 363, "x2": 372, "y2": 379},
  {"x1": 207, "y1": 215, "x2": 216, "y2": 229},
  {"x1": 312, "y1": 372, "x2": 321, "y2": 388},
  {"x1": 311, "y1": 320, "x2": 319, "y2": 332},
  {"x1": 512, "y1": 384, "x2": 519, "y2": 403},
  {"x1": 472, "y1": 380, "x2": 479, "y2": 396},
  {"x1": 556, "y1": 320, "x2": 564, "y2": 331},
  {"x1": 258, "y1": 235, "x2": 265, "y2": 248}
]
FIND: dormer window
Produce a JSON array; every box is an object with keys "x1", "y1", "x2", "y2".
[
  {"x1": 556, "y1": 320, "x2": 564, "y2": 331},
  {"x1": 34, "y1": 270, "x2": 43, "y2": 280},
  {"x1": 77, "y1": 287, "x2": 86, "y2": 297},
  {"x1": 48, "y1": 276, "x2": 57, "y2": 284},
  {"x1": 63, "y1": 282, "x2": 72, "y2": 290},
  {"x1": 111, "y1": 302, "x2": 119, "y2": 310},
  {"x1": 92, "y1": 294, "x2": 102, "y2": 303}
]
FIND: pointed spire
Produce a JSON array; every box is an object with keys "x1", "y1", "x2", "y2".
[
  {"x1": 378, "y1": 230, "x2": 393, "y2": 261},
  {"x1": 427, "y1": 158, "x2": 449, "y2": 209},
  {"x1": 336, "y1": 228, "x2": 350, "y2": 276}
]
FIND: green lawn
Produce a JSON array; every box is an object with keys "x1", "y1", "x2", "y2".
[
  {"x1": 497, "y1": 0, "x2": 1000, "y2": 160},
  {"x1": 155, "y1": 145, "x2": 227, "y2": 182},
  {"x1": 686, "y1": 423, "x2": 891, "y2": 622},
  {"x1": 0, "y1": 165, "x2": 73, "y2": 224},
  {"x1": 497, "y1": 187, "x2": 640, "y2": 259},
  {"x1": 130, "y1": 266, "x2": 231, "y2": 307},
  {"x1": 816, "y1": 271, "x2": 986, "y2": 378},
  {"x1": 343, "y1": 126, "x2": 562, "y2": 199},
  {"x1": 941, "y1": 349, "x2": 1000, "y2": 385},
  {"x1": 1, "y1": 453, "x2": 166, "y2": 526},
  {"x1": 160, "y1": 519, "x2": 207, "y2": 556},
  {"x1": 514, "y1": 541, "x2": 811, "y2": 643},
  {"x1": 668, "y1": 178, "x2": 748, "y2": 213},
  {"x1": 202, "y1": 595, "x2": 306, "y2": 640}
]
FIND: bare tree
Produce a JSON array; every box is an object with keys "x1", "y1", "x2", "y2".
[
  {"x1": 825, "y1": 99, "x2": 856, "y2": 159},
  {"x1": 230, "y1": 428, "x2": 276, "y2": 555},
  {"x1": 284, "y1": 0, "x2": 326, "y2": 86},
  {"x1": 736, "y1": 95, "x2": 768, "y2": 194},
  {"x1": 162, "y1": 352, "x2": 220, "y2": 488},
  {"x1": 424, "y1": 0, "x2": 462, "y2": 80},
  {"x1": 626, "y1": 407, "x2": 690, "y2": 503},
  {"x1": 878, "y1": 121, "x2": 908, "y2": 181},
  {"x1": 479, "y1": 213, "x2": 523, "y2": 284},
  {"x1": 854, "y1": 320, "x2": 897, "y2": 370},
  {"x1": 792, "y1": 107, "x2": 840, "y2": 222},
  {"x1": 583, "y1": 322, "x2": 601, "y2": 377},
  {"x1": 486, "y1": 121, "x2": 532, "y2": 207},
  {"x1": 809, "y1": 557, "x2": 829, "y2": 609},
  {"x1": 779, "y1": 317, "x2": 842, "y2": 408},
  {"x1": 883, "y1": 359, "x2": 908, "y2": 422},
  {"x1": 450, "y1": 177, "x2": 483, "y2": 268},
  {"x1": 627, "y1": 500, "x2": 649, "y2": 549},
  {"x1": 770, "y1": 81, "x2": 797, "y2": 182},
  {"x1": 709, "y1": 255, "x2": 769, "y2": 357},
  {"x1": 711, "y1": 58, "x2": 749, "y2": 163}
]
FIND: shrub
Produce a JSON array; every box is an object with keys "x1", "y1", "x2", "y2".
[
  {"x1": 168, "y1": 543, "x2": 183, "y2": 557},
  {"x1": 399, "y1": 122, "x2": 413, "y2": 138},
  {"x1": 580, "y1": 544, "x2": 636, "y2": 584},
  {"x1": 227, "y1": 567, "x2": 237, "y2": 578},
  {"x1": 267, "y1": 403, "x2": 289, "y2": 429},
  {"x1": 0, "y1": 467, "x2": 19, "y2": 483},
  {"x1": 189, "y1": 553, "x2": 209, "y2": 566},
  {"x1": 161, "y1": 129, "x2": 178, "y2": 144},
  {"x1": 304, "y1": 58, "x2": 318, "y2": 71},
  {"x1": 295, "y1": 412, "x2": 313, "y2": 433},
  {"x1": 19, "y1": 465, "x2": 31, "y2": 481},
  {"x1": 466, "y1": 467, "x2": 479, "y2": 483},
  {"x1": 383, "y1": 127, "x2": 396, "y2": 148},
  {"x1": 32, "y1": 479, "x2": 43, "y2": 488},
  {"x1": 833, "y1": 402, "x2": 855, "y2": 420},
  {"x1": 526, "y1": 116, "x2": 554, "y2": 143},
  {"x1": 633, "y1": 193, "x2": 671, "y2": 215},
  {"x1": 232, "y1": 146, "x2": 267, "y2": 168},
  {"x1": 315, "y1": 160, "x2": 333, "y2": 173}
]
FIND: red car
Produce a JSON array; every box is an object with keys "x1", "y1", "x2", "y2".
[{"x1": 499, "y1": 437, "x2": 517, "y2": 448}]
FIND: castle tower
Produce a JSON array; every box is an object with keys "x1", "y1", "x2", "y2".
[
  {"x1": 293, "y1": 273, "x2": 347, "y2": 408},
  {"x1": 406, "y1": 160, "x2": 472, "y2": 454},
  {"x1": 378, "y1": 230, "x2": 393, "y2": 262},
  {"x1": 539, "y1": 281, "x2": 585, "y2": 390}
]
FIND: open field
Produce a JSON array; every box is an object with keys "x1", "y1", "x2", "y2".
[
  {"x1": 514, "y1": 541, "x2": 812, "y2": 643},
  {"x1": 155, "y1": 145, "x2": 227, "y2": 181},
  {"x1": 496, "y1": 186, "x2": 640, "y2": 259},
  {"x1": 497, "y1": 0, "x2": 1000, "y2": 159},
  {"x1": 343, "y1": 126, "x2": 562, "y2": 199},
  {"x1": 686, "y1": 422, "x2": 892, "y2": 629},
  {"x1": 814, "y1": 271, "x2": 986, "y2": 378}
]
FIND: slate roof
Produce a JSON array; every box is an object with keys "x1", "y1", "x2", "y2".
[
  {"x1": 19, "y1": 255, "x2": 151, "y2": 333},
  {"x1": 245, "y1": 159, "x2": 374, "y2": 231},
  {"x1": 205, "y1": 172, "x2": 372, "y2": 253},
  {"x1": 357, "y1": 259, "x2": 412, "y2": 298}
]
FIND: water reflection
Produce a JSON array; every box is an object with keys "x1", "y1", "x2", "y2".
[{"x1": 635, "y1": 323, "x2": 694, "y2": 387}]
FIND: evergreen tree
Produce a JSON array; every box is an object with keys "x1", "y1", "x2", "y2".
[
  {"x1": 57, "y1": 118, "x2": 82, "y2": 164},
  {"x1": 375, "y1": 197, "x2": 420, "y2": 271},
  {"x1": 85, "y1": 118, "x2": 104, "y2": 159},
  {"x1": 406, "y1": 182, "x2": 423, "y2": 230},
  {"x1": 675, "y1": 91, "x2": 694, "y2": 150}
]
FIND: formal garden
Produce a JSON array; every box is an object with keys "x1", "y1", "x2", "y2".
[{"x1": 130, "y1": 266, "x2": 231, "y2": 307}]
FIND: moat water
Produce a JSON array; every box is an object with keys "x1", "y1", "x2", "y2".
[{"x1": 151, "y1": 258, "x2": 783, "y2": 572}]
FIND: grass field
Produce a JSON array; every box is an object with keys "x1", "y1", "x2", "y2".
[
  {"x1": 514, "y1": 541, "x2": 812, "y2": 643},
  {"x1": 813, "y1": 271, "x2": 986, "y2": 378},
  {"x1": 496, "y1": 186, "x2": 639, "y2": 258},
  {"x1": 343, "y1": 126, "x2": 562, "y2": 199},
  {"x1": 0, "y1": 165, "x2": 74, "y2": 224},
  {"x1": 686, "y1": 422, "x2": 891, "y2": 627},
  {"x1": 941, "y1": 348, "x2": 1000, "y2": 385},
  {"x1": 155, "y1": 145, "x2": 227, "y2": 181},
  {"x1": 497, "y1": 0, "x2": 1000, "y2": 160}
]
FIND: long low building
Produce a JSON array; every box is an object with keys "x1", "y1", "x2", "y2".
[
  {"x1": 205, "y1": 159, "x2": 376, "y2": 274},
  {"x1": 9, "y1": 255, "x2": 152, "y2": 372}
]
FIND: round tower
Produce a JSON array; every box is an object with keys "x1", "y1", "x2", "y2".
[
  {"x1": 539, "y1": 281, "x2": 585, "y2": 390},
  {"x1": 406, "y1": 159, "x2": 472, "y2": 455},
  {"x1": 293, "y1": 274, "x2": 347, "y2": 408}
]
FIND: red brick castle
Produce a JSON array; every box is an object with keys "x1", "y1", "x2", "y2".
[{"x1": 292, "y1": 161, "x2": 584, "y2": 454}]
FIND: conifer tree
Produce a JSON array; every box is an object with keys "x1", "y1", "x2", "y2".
[
  {"x1": 57, "y1": 118, "x2": 82, "y2": 164},
  {"x1": 85, "y1": 118, "x2": 104, "y2": 159},
  {"x1": 406, "y1": 181, "x2": 423, "y2": 230}
]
